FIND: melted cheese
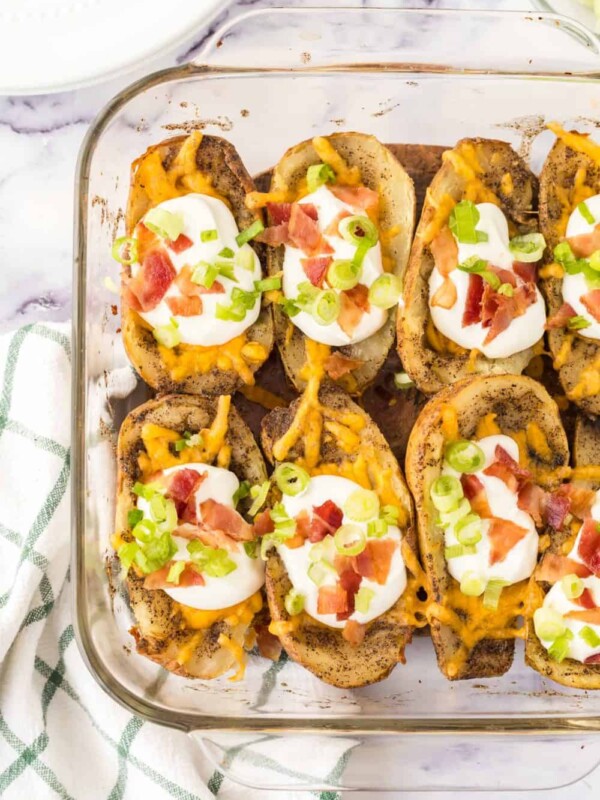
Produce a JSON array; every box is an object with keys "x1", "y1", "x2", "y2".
[
  {"x1": 553, "y1": 333, "x2": 574, "y2": 370},
  {"x1": 240, "y1": 385, "x2": 287, "y2": 410},
  {"x1": 539, "y1": 262, "x2": 565, "y2": 280},
  {"x1": 570, "y1": 352, "x2": 600, "y2": 400},
  {"x1": 245, "y1": 188, "x2": 291, "y2": 211},
  {"x1": 178, "y1": 592, "x2": 263, "y2": 630},
  {"x1": 501, "y1": 172, "x2": 514, "y2": 196},
  {"x1": 548, "y1": 123, "x2": 600, "y2": 167},
  {"x1": 526, "y1": 422, "x2": 552, "y2": 461},
  {"x1": 425, "y1": 316, "x2": 468, "y2": 355},
  {"x1": 440, "y1": 403, "x2": 459, "y2": 442},
  {"x1": 157, "y1": 335, "x2": 267, "y2": 385},
  {"x1": 217, "y1": 634, "x2": 246, "y2": 681},
  {"x1": 311, "y1": 137, "x2": 361, "y2": 186},
  {"x1": 466, "y1": 349, "x2": 480, "y2": 373},
  {"x1": 422, "y1": 191, "x2": 457, "y2": 244},
  {"x1": 442, "y1": 142, "x2": 502, "y2": 207},
  {"x1": 476, "y1": 413, "x2": 501, "y2": 438}
]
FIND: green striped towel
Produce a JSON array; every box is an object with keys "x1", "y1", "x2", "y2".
[{"x1": 0, "y1": 322, "x2": 346, "y2": 800}]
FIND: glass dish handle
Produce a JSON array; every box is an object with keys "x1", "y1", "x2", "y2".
[
  {"x1": 192, "y1": 7, "x2": 600, "y2": 74},
  {"x1": 190, "y1": 730, "x2": 600, "y2": 792}
]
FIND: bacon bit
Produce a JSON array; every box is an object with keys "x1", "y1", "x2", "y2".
[
  {"x1": 125, "y1": 250, "x2": 176, "y2": 312},
  {"x1": 165, "y1": 469, "x2": 205, "y2": 517},
  {"x1": 481, "y1": 282, "x2": 536, "y2": 344},
  {"x1": 317, "y1": 584, "x2": 348, "y2": 615},
  {"x1": 577, "y1": 587, "x2": 596, "y2": 610},
  {"x1": 488, "y1": 518, "x2": 530, "y2": 565},
  {"x1": 578, "y1": 518, "x2": 600, "y2": 576},
  {"x1": 546, "y1": 302, "x2": 577, "y2": 330},
  {"x1": 135, "y1": 222, "x2": 160, "y2": 262},
  {"x1": 175, "y1": 264, "x2": 224, "y2": 296},
  {"x1": 309, "y1": 500, "x2": 343, "y2": 542},
  {"x1": 537, "y1": 553, "x2": 592, "y2": 582},
  {"x1": 267, "y1": 202, "x2": 292, "y2": 225},
  {"x1": 288, "y1": 203, "x2": 333, "y2": 256},
  {"x1": 484, "y1": 461, "x2": 519, "y2": 493},
  {"x1": 301, "y1": 255, "x2": 332, "y2": 287},
  {"x1": 255, "y1": 625, "x2": 283, "y2": 661},
  {"x1": 324, "y1": 352, "x2": 364, "y2": 380},
  {"x1": 253, "y1": 509, "x2": 274, "y2": 536},
  {"x1": 337, "y1": 568, "x2": 363, "y2": 621},
  {"x1": 324, "y1": 209, "x2": 351, "y2": 237},
  {"x1": 143, "y1": 563, "x2": 205, "y2": 590},
  {"x1": 168, "y1": 233, "x2": 193, "y2": 253},
  {"x1": 338, "y1": 288, "x2": 366, "y2": 337},
  {"x1": 344, "y1": 283, "x2": 370, "y2": 312},
  {"x1": 513, "y1": 261, "x2": 537, "y2": 284},
  {"x1": 430, "y1": 227, "x2": 458, "y2": 277},
  {"x1": 463, "y1": 274, "x2": 484, "y2": 326},
  {"x1": 166, "y1": 295, "x2": 202, "y2": 317},
  {"x1": 495, "y1": 445, "x2": 531, "y2": 480},
  {"x1": 544, "y1": 492, "x2": 571, "y2": 530},
  {"x1": 517, "y1": 482, "x2": 546, "y2": 525},
  {"x1": 556, "y1": 484, "x2": 595, "y2": 520},
  {"x1": 180, "y1": 495, "x2": 198, "y2": 525},
  {"x1": 298, "y1": 203, "x2": 318, "y2": 221},
  {"x1": 565, "y1": 607, "x2": 600, "y2": 624},
  {"x1": 461, "y1": 474, "x2": 492, "y2": 518},
  {"x1": 199, "y1": 499, "x2": 254, "y2": 541},
  {"x1": 431, "y1": 277, "x2": 457, "y2": 309},
  {"x1": 342, "y1": 619, "x2": 366, "y2": 645},
  {"x1": 330, "y1": 185, "x2": 379, "y2": 216},
  {"x1": 295, "y1": 509, "x2": 312, "y2": 540},
  {"x1": 584, "y1": 652, "x2": 600, "y2": 664},
  {"x1": 489, "y1": 265, "x2": 517, "y2": 288},
  {"x1": 568, "y1": 223, "x2": 600, "y2": 258},
  {"x1": 353, "y1": 540, "x2": 396, "y2": 585},
  {"x1": 174, "y1": 523, "x2": 240, "y2": 552},
  {"x1": 581, "y1": 289, "x2": 600, "y2": 323}
]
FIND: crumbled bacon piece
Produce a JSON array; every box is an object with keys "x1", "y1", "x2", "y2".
[
  {"x1": 338, "y1": 285, "x2": 369, "y2": 337},
  {"x1": 199, "y1": 499, "x2": 254, "y2": 541},
  {"x1": 317, "y1": 584, "x2": 348, "y2": 615},
  {"x1": 513, "y1": 261, "x2": 537, "y2": 284},
  {"x1": 309, "y1": 500, "x2": 343, "y2": 542},
  {"x1": 581, "y1": 289, "x2": 600, "y2": 323},
  {"x1": 301, "y1": 255, "x2": 332, "y2": 287},
  {"x1": 337, "y1": 568, "x2": 363, "y2": 621},
  {"x1": 324, "y1": 352, "x2": 364, "y2": 380},
  {"x1": 462, "y1": 274, "x2": 484, "y2": 326},
  {"x1": 568, "y1": 223, "x2": 600, "y2": 258},
  {"x1": 544, "y1": 492, "x2": 571, "y2": 530},
  {"x1": 143, "y1": 563, "x2": 205, "y2": 590},
  {"x1": 166, "y1": 295, "x2": 202, "y2": 317},
  {"x1": 431, "y1": 277, "x2": 457, "y2": 309},
  {"x1": 330, "y1": 185, "x2": 379, "y2": 216},
  {"x1": 164, "y1": 469, "x2": 205, "y2": 517},
  {"x1": 430, "y1": 227, "x2": 458, "y2": 277},
  {"x1": 461, "y1": 474, "x2": 492, "y2": 518},
  {"x1": 175, "y1": 264, "x2": 224, "y2": 296},
  {"x1": 488, "y1": 518, "x2": 529, "y2": 565},
  {"x1": 537, "y1": 553, "x2": 591, "y2": 583},
  {"x1": 342, "y1": 619, "x2": 366, "y2": 645},
  {"x1": 545, "y1": 302, "x2": 577, "y2": 330},
  {"x1": 578, "y1": 518, "x2": 600, "y2": 577},
  {"x1": 353, "y1": 540, "x2": 396, "y2": 585},
  {"x1": 124, "y1": 250, "x2": 176, "y2": 312},
  {"x1": 253, "y1": 509, "x2": 274, "y2": 536},
  {"x1": 168, "y1": 233, "x2": 193, "y2": 253}
]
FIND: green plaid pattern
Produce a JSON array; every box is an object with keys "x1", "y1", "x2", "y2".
[{"x1": 0, "y1": 323, "x2": 346, "y2": 800}]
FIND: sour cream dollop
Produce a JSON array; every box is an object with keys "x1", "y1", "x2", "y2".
[
  {"x1": 276, "y1": 474, "x2": 407, "y2": 628},
  {"x1": 282, "y1": 185, "x2": 388, "y2": 346},
  {"x1": 561, "y1": 193, "x2": 600, "y2": 341},
  {"x1": 136, "y1": 463, "x2": 264, "y2": 610},
  {"x1": 429, "y1": 203, "x2": 546, "y2": 358},
  {"x1": 132, "y1": 194, "x2": 262, "y2": 346}
]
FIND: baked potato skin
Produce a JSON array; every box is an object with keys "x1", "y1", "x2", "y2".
[
  {"x1": 266, "y1": 132, "x2": 416, "y2": 395},
  {"x1": 524, "y1": 412, "x2": 600, "y2": 689},
  {"x1": 260, "y1": 383, "x2": 417, "y2": 689},
  {"x1": 398, "y1": 138, "x2": 539, "y2": 396},
  {"x1": 405, "y1": 374, "x2": 569, "y2": 681},
  {"x1": 122, "y1": 133, "x2": 273, "y2": 396},
  {"x1": 116, "y1": 394, "x2": 267, "y2": 679},
  {"x1": 539, "y1": 137, "x2": 600, "y2": 416}
]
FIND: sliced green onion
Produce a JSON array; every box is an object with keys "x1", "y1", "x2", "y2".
[
  {"x1": 339, "y1": 215, "x2": 378, "y2": 247},
  {"x1": 149, "y1": 493, "x2": 168, "y2": 522},
  {"x1": 352, "y1": 239, "x2": 373, "y2": 270},
  {"x1": 219, "y1": 247, "x2": 235, "y2": 259},
  {"x1": 589, "y1": 250, "x2": 600, "y2": 272},
  {"x1": 152, "y1": 319, "x2": 181, "y2": 349},
  {"x1": 354, "y1": 586, "x2": 376, "y2": 614},
  {"x1": 191, "y1": 261, "x2": 219, "y2": 288},
  {"x1": 175, "y1": 431, "x2": 203, "y2": 452},
  {"x1": 309, "y1": 537, "x2": 336, "y2": 564},
  {"x1": 430, "y1": 475, "x2": 464, "y2": 513},
  {"x1": 498, "y1": 283, "x2": 514, "y2": 297},
  {"x1": 235, "y1": 247, "x2": 256, "y2": 271},
  {"x1": 449, "y1": 201, "x2": 488, "y2": 244},
  {"x1": 508, "y1": 232, "x2": 546, "y2": 263},
  {"x1": 561, "y1": 573, "x2": 585, "y2": 599},
  {"x1": 248, "y1": 481, "x2": 270, "y2": 516},
  {"x1": 254, "y1": 276, "x2": 281, "y2": 292},
  {"x1": 111, "y1": 236, "x2": 138, "y2": 265},
  {"x1": 554, "y1": 241, "x2": 575, "y2": 266},
  {"x1": 132, "y1": 480, "x2": 165, "y2": 500},
  {"x1": 306, "y1": 162, "x2": 336, "y2": 193},
  {"x1": 460, "y1": 571, "x2": 486, "y2": 597},
  {"x1": 235, "y1": 219, "x2": 264, "y2": 247},
  {"x1": 327, "y1": 259, "x2": 361, "y2": 291},
  {"x1": 284, "y1": 588, "x2": 305, "y2": 616},
  {"x1": 233, "y1": 480, "x2": 251, "y2": 507},
  {"x1": 273, "y1": 463, "x2": 310, "y2": 497},
  {"x1": 163, "y1": 501, "x2": 178, "y2": 532},
  {"x1": 579, "y1": 625, "x2": 600, "y2": 648},
  {"x1": 215, "y1": 302, "x2": 246, "y2": 322},
  {"x1": 533, "y1": 606, "x2": 566, "y2": 641},
  {"x1": 216, "y1": 288, "x2": 259, "y2": 322},
  {"x1": 455, "y1": 514, "x2": 483, "y2": 546},
  {"x1": 344, "y1": 489, "x2": 380, "y2": 522},
  {"x1": 117, "y1": 542, "x2": 139, "y2": 571},
  {"x1": 308, "y1": 559, "x2": 337, "y2": 586},
  {"x1": 187, "y1": 540, "x2": 237, "y2": 577},
  {"x1": 243, "y1": 541, "x2": 258, "y2": 559},
  {"x1": 132, "y1": 518, "x2": 156, "y2": 543},
  {"x1": 457, "y1": 256, "x2": 500, "y2": 290},
  {"x1": 369, "y1": 274, "x2": 402, "y2": 309},
  {"x1": 367, "y1": 518, "x2": 388, "y2": 538},
  {"x1": 381, "y1": 505, "x2": 400, "y2": 524},
  {"x1": 483, "y1": 579, "x2": 510, "y2": 610},
  {"x1": 144, "y1": 208, "x2": 184, "y2": 241},
  {"x1": 569, "y1": 315, "x2": 592, "y2": 331},
  {"x1": 445, "y1": 544, "x2": 476, "y2": 560},
  {"x1": 167, "y1": 561, "x2": 186, "y2": 584},
  {"x1": 215, "y1": 261, "x2": 238, "y2": 282},
  {"x1": 312, "y1": 289, "x2": 340, "y2": 325},
  {"x1": 445, "y1": 440, "x2": 485, "y2": 474},
  {"x1": 201, "y1": 229, "x2": 218, "y2": 242},
  {"x1": 334, "y1": 524, "x2": 367, "y2": 556},
  {"x1": 578, "y1": 201, "x2": 596, "y2": 226},
  {"x1": 548, "y1": 630, "x2": 574, "y2": 663},
  {"x1": 393, "y1": 372, "x2": 414, "y2": 390},
  {"x1": 127, "y1": 509, "x2": 144, "y2": 528},
  {"x1": 437, "y1": 497, "x2": 471, "y2": 529}
]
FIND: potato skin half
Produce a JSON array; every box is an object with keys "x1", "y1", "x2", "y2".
[
  {"x1": 405, "y1": 374, "x2": 569, "y2": 680},
  {"x1": 122, "y1": 134, "x2": 273, "y2": 395},
  {"x1": 116, "y1": 394, "x2": 267, "y2": 679},
  {"x1": 398, "y1": 138, "x2": 539, "y2": 395},
  {"x1": 260, "y1": 383, "x2": 417, "y2": 688},
  {"x1": 538, "y1": 137, "x2": 600, "y2": 416},
  {"x1": 266, "y1": 132, "x2": 415, "y2": 395},
  {"x1": 524, "y1": 412, "x2": 600, "y2": 689}
]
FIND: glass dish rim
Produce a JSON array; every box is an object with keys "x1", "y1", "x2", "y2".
[{"x1": 72, "y1": 5, "x2": 600, "y2": 735}]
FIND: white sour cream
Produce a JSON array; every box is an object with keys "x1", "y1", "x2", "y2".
[
  {"x1": 561, "y1": 193, "x2": 600, "y2": 341},
  {"x1": 428, "y1": 203, "x2": 546, "y2": 358},
  {"x1": 136, "y1": 462, "x2": 264, "y2": 610},
  {"x1": 282, "y1": 185, "x2": 387, "y2": 346},
  {"x1": 132, "y1": 194, "x2": 262, "y2": 346},
  {"x1": 277, "y1": 474, "x2": 407, "y2": 628},
  {"x1": 443, "y1": 435, "x2": 539, "y2": 587},
  {"x1": 538, "y1": 489, "x2": 600, "y2": 664}
]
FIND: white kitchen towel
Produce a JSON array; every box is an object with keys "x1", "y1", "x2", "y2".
[{"x1": 0, "y1": 322, "x2": 344, "y2": 800}]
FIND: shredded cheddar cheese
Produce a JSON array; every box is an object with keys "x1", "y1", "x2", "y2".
[
  {"x1": 311, "y1": 137, "x2": 361, "y2": 186},
  {"x1": 526, "y1": 422, "x2": 552, "y2": 461},
  {"x1": 548, "y1": 122, "x2": 600, "y2": 167},
  {"x1": 425, "y1": 317, "x2": 468, "y2": 355},
  {"x1": 158, "y1": 335, "x2": 267, "y2": 385},
  {"x1": 443, "y1": 142, "x2": 502, "y2": 207},
  {"x1": 440, "y1": 403, "x2": 459, "y2": 442},
  {"x1": 539, "y1": 262, "x2": 565, "y2": 280},
  {"x1": 245, "y1": 187, "x2": 290, "y2": 211},
  {"x1": 500, "y1": 172, "x2": 514, "y2": 195},
  {"x1": 422, "y1": 191, "x2": 457, "y2": 244},
  {"x1": 553, "y1": 333, "x2": 574, "y2": 370},
  {"x1": 466, "y1": 348, "x2": 480, "y2": 373},
  {"x1": 240, "y1": 385, "x2": 287, "y2": 410},
  {"x1": 475, "y1": 413, "x2": 501, "y2": 439},
  {"x1": 569, "y1": 352, "x2": 600, "y2": 400},
  {"x1": 217, "y1": 634, "x2": 246, "y2": 681}
]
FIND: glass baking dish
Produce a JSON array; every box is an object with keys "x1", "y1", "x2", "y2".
[{"x1": 72, "y1": 7, "x2": 600, "y2": 793}]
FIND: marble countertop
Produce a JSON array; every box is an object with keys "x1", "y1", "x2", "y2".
[{"x1": 1, "y1": 0, "x2": 599, "y2": 796}]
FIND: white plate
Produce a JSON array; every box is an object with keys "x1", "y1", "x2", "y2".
[{"x1": 0, "y1": 0, "x2": 228, "y2": 95}]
